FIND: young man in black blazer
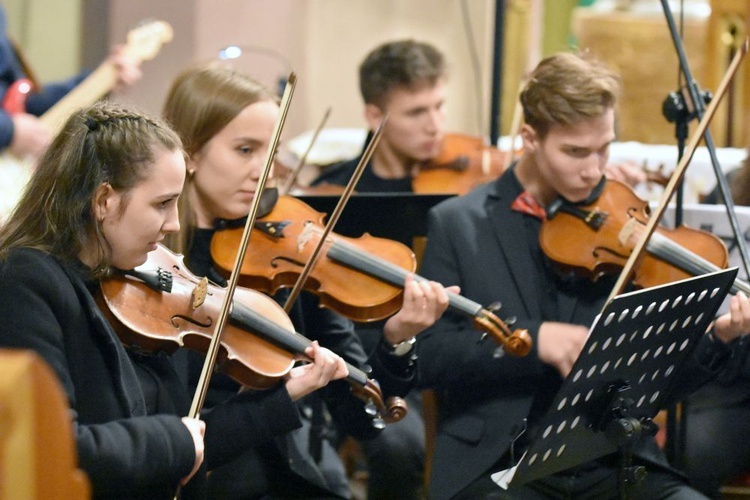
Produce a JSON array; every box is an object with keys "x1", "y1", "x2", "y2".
[{"x1": 416, "y1": 52, "x2": 750, "y2": 500}]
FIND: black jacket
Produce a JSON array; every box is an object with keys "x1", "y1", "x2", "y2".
[
  {"x1": 0, "y1": 248, "x2": 301, "y2": 499},
  {"x1": 416, "y1": 168, "x2": 731, "y2": 499}
]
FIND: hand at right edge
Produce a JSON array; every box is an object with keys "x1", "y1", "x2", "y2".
[{"x1": 537, "y1": 322, "x2": 589, "y2": 377}]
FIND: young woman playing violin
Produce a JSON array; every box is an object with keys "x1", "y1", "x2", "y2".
[
  {"x1": 0, "y1": 102, "x2": 349, "y2": 499},
  {"x1": 162, "y1": 64, "x2": 453, "y2": 499},
  {"x1": 415, "y1": 52, "x2": 750, "y2": 500}
]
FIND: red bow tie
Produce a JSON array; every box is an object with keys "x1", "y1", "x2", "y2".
[{"x1": 511, "y1": 191, "x2": 546, "y2": 220}]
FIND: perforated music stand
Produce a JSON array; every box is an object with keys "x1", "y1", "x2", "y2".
[{"x1": 492, "y1": 267, "x2": 737, "y2": 495}]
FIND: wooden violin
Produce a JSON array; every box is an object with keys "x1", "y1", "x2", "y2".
[
  {"x1": 211, "y1": 195, "x2": 532, "y2": 356},
  {"x1": 539, "y1": 179, "x2": 750, "y2": 295},
  {"x1": 99, "y1": 243, "x2": 407, "y2": 424},
  {"x1": 412, "y1": 132, "x2": 506, "y2": 195}
]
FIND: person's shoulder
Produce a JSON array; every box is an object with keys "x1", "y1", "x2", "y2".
[
  {"x1": 431, "y1": 179, "x2": 496, "y2": 215},
  {"x1": 1, "y1": 248, "x2": 67, "y2": 281},
  {"x1": 3, "y1": 247, "x2": 54, "y2": 266},
  {"x1": 312, "y1": 159, "x2": 359, "y2": 187}
]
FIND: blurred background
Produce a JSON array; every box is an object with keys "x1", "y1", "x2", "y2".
[
  {"x1": 6, "y1": 0, "x2": 748, "y2": 198},
  {"x1": 6, "y1": 0, "x2": 743, "y2": 144}
]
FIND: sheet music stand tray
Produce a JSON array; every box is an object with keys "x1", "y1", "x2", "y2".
[{"x1": 494, "y1": 267, "x2": 737, "y2": 497}]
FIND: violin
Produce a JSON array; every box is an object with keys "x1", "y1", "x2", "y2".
[
  {"x1": 412, "y1": 133, "x2": 506, "y2": 195},
  {"x1": 98, "y1": 243, "x2": 407, "y2": 424},
  {"x1": 210, "y1": 195, "x2": 533, "y2": 356},
  {"x1": 539, "y1": 179, "x2": 750, "y2": 295},
  {"x1": 287, "y1": 182, "x2": 347, "y2": 197}
]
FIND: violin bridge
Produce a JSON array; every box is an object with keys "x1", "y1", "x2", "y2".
[
  {"x1": 619, "y1": 218, "x2": 639, "y2": 247},
  {"x1": 298, "y1": 223, "x2": 314, "y2": 252},
  {"x1": 192, "y1": 277, "x2": 208, "y2": 309}
]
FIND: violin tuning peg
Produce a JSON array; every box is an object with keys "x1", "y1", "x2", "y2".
[
  {"x1": 487, "y1": 301, "x2": 502, "y2": 313},
  {"x1": 364, "y1": 401, "x2": 378, "y2": 417},
  {"x1": 504, "y1": 316, "x2": 517, "y2": 328},
  {"x1": 372, "y1": 417, "x2": 386, "y2": 430}
]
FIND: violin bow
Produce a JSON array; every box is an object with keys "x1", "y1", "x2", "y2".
[
  {"x1": 606, "y1": 38, "x2": 749, "y2": 303},
  {"x1": 187, "y1": 73, "x2": 297, "y2": 417},
  {"x1": 282, "y1": 115, "x2": 389, "y2": 312},
  {"x1": 279, "y1": 106, "x2": 332, "y2": 195}
]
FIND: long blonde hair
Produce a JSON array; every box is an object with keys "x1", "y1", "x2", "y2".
[{"x1": 162, "y1": 64, "x2": 276, "y2": 254}]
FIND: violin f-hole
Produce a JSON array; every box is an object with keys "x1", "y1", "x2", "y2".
[{"x1": 171, "y1": 314, "x2": 213, "y2": 329}]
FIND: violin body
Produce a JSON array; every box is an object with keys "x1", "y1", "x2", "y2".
[
  {"x1": 540, "y1": 179, "x2": 729, "y2": 290},
  {"x1": 100, "y1": 245, "x2": 295, "y2": 389},
  {"x1": 211, "y1": 195, "x2": 417, "y2": 322},
  {"x1": 412, "y1": 133, "x2": 506, "y2": 194},
  {"x1": 212, "y1": 195, "x2": 533, "y2": 356},
  {"x1": 100, "y1": 244, "x2": 409, "y2": 422},
  {"x1": 287, "y1": 182, "x2": 347, "y2": 197}
]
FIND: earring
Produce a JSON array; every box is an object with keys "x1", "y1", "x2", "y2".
[{"x1": 187, "y1": 168, "x2": 196, "y2": 179}]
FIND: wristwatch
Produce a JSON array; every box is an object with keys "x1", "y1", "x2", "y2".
[{"x1": 382, "y1": 336, "x2": 416, "y2": 357}]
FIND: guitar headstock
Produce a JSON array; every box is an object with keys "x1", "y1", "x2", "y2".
[{"x1": 125, "y1": 20, "x2": 174, "y2": 62}]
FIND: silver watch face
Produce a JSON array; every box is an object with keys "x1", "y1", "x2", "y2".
[{"x1": 392, "y1": 338, "x2": 415, "y2": 356}]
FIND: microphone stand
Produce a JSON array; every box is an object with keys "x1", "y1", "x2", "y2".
[
  {"x1": 489, "y1": 0, "x2": 505, "y2": 146},
  {"x1": 658, "y1": 0, "x2": 750, "y2": 470},
  {"x1": 660, "y1": 0, "x2": 750, "y2": 278},
  {"x1": 661, "y1": 86, "x2": 712, "y2": 225}
]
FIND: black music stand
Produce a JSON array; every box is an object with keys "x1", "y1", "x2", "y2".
[
  {"x1": 297, "y1": 193, "x2": 452, "y2": 248},
  {"x1": 491, "y1": 267, "x2": 737, "y2": 498}
]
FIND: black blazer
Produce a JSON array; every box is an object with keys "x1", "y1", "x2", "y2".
[
  {"x1": 182, "y1": 227, "x2": 417, "y2": 498},
  {"x1": 0, "y1": 248, "x2": 302, "y2": 499},
  {"x1": 416, "y1": 169, "x2": 727, "y2": 499}
]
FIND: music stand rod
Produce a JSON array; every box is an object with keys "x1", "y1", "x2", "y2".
[
  {"x1": 660, "y1": 0, "x2": 750, "y2": 280},
  {"x1": 489, "y1": 0, "x2": 505, "y2": 145}
]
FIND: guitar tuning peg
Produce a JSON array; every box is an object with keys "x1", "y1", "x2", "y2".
[{"x1": 487, "y1": 301, "x2": 502, "y2": 313}]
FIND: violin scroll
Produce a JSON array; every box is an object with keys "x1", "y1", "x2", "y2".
[
  {"x1": 474, "y1": 309, "x2": 533, "y2": 357},
  {"x1": 381, "y1": 395, "x2": 408, "y2": 424},
  {"x1": 353, "y1": 380, "x2": 408, "y2": 425}
]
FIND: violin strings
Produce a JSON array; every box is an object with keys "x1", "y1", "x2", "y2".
[
  {"x1": 647, "y1": 231, "x2": 750, "y2": 295},
  {"x1": 230, "y1": 298, "x2": 369, "y2": 386},
  {"x1": 325, "y1": 236, "x2": 482, "y2": 317}
]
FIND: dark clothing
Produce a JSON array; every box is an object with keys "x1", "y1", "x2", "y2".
[
  {"x1": 453, "y1": 459, "x2": 709, "y2": 500},
  {"x1": 0, "y1": 6, "x2": 88, "y2": 148},
  {"x1": 0, "y1": 248, "x2": 301, "y2": 499},
  {"x1": 311, "y1": 131, "x2": 413, "y2": 193},
  {"x1": 684, "y1": 378, "x2": 750, "y2": 498},
  {"x1": 182, "y1": 226, "x2": 416, "y2": 498},
  {"x1": 312, "y1": 133, "x2": 428, "y2": 500},
  {"x1": 701, "y1": 168, "x2": 741, "y2": 205},
  {"x1": 313, "y1": 137, "x2": 429, "y2": 499},
  {"x1": 416, "y1": 167, "x2": 731, "y2": 500},
  {"x1": 683, "y1": 168, "x2": 750, "y2": 497}
]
